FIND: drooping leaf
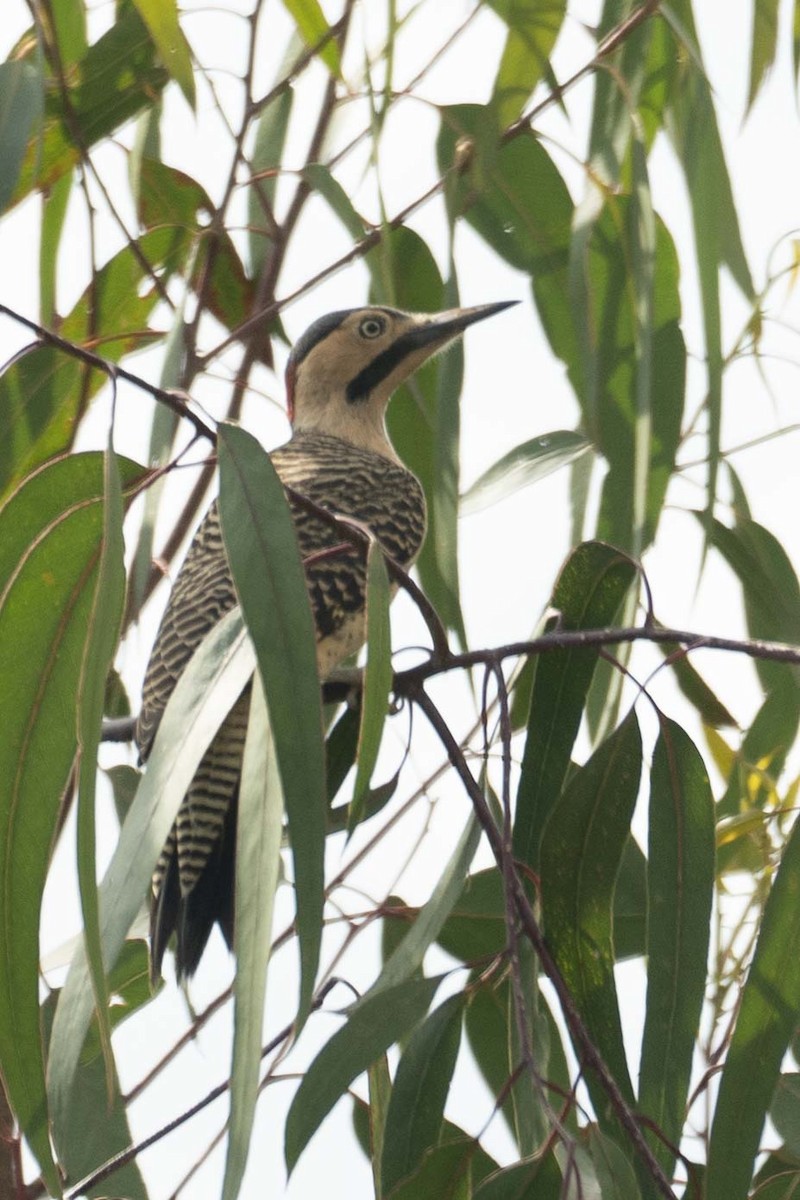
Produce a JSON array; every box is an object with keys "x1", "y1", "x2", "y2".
[
  {"x1": 373, "y1": 814, "x2": 480, "y2": 997},
  {"x1": 285, "y1": 975, "x2": 443, "y2": 1173},
  {"x1": 378, "y1": 229, "x2": 467, "y2": 643},
  {"x1": 11, "y1": 6, "x2": 169, "y2": 205},
  {"x1": 747, "y1": 0, "x2": 780, "y2": 114},
  {"x1": 437, "y1": 106, "x2": 577, "y2": 390},
  {"x1": 473, "y1": 1153, "x2": 563, "y2": 1200},
  {"x1": 460, "y1": 430, "x2": 591, "y2": 515},
  {"x1": 639, "y1": 717, "x2": 715, "y2": 1178},
  {"x1": 349, "y1": 543, "x2": 392, "y2": 834},
  {"x1": 664, "y1": 0, "x2": 754, "y2": 529},
  {"x1": 131, "y1": 0, "x2": 195, "y2": 107},
  {"x1": 771, "y1": 1075, "x2": 800, "y2": 1160},
  {"x1": 486, "y1": 0, "x2": 567, "y2": 128},
  {"x1": 0, "y1": 348, "x2": 99, "y2": 504},
  {"x1": 0, "y1": 451, "x2": 142, "y2": 1195},
  {"x1": 137, "y1": 158, "x2": 256, "y2": 336},
  {"x1": 223, "y1": 674, "x2": 284, "y2": 1200},
  {"x1": 48, "y1": 607, "x2": 255, "y2": 1141},
  {"x1": 45, "y1": 944, "x2": 152, "y2": 1200},
  {"x1": 381, "y1": 993, "x2": 465, "y2": 1195},
  {"x1": 249, "y1": 87, "x2": 294, "y2": 276},
  {"x1": 702, "y1": 514, "x2": 800, "y2": 693},
  {"x1": 281, "y1": 0, "x2": 341, "y2": 75},
  {"x1": 707, "y1": 817, "x2": 800, "y2": 1200},
  {"x1": 217, "y1": 422, "x2": 326, "y2": 1023},
  {"x1": 540, "y1": 712, "x2": 642, "y2": 1117},
  {"x1": 74, "y1": 437, "x2": 127, "y2": 1109},
  {"x1": 40, "y1": 170, "x2": 72, "y2": 325},
  {"x1": 513, "y1": 541, "x2": 637, "y2": 871},
  {"x1": 0, "y1": 61, "x2": 44, "y2": 213}
]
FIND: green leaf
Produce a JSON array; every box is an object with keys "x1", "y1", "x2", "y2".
[
  {"x1": 0, "y1": 61, "x2": 44, "y2": 213},
  {"x1": 460, "y1": 430, "x2": 591, "y2": 515},
  {"x1": 285, "y1": 974, "x2": 442, "y2": 1173},
  {"x1": 540, "y1": 712, "x2": 642, "y2": 1116},
  {"x1": 586, "y1": 1125, "x2": 641, "y2": 1200},
  {"x1": 513, "y1": 541, "x2": 637, "y2": 871},
  {"x1": 132, "y1": 0, "x2": 195, "y2": 107},
  {"x1": 613, "y1": 837, "x2": 647, "y2": 960},
  {"x1": 304, "y1": 162, "x2": 366, "y2": 242},
  {"x1": 486, "y1": 0, "x2": 567, "y2": 128},
  {"x1": 473, "y1": 1153, "x2": 563, "y2": 1200},
  {"x1": 349, "y1": 543, "x2": 392, "y2": 834},
  {"x1": 60, "y1": 225, "x2": 190, "y2": 355},
  {"x1": 664, "y1": 0, "x2": 754, "y2": 528},
  {"x1": 248, "y1": 87, "x2": 293, "y2": 276},
  {"x1": 581, "y1": 201, "x2": 685, "y2": 555},
  {"x1": 48, "y1": 607, "x2": 255, "y2": 1141},
  {"x1": 717, "y1": 673, "x2": 800, "y2": 823},
  {"x1": 772, "y1": 1075, "x2": 800, "y2": 1159},
  {"x1": 0, "y1": 348, "x2": 96, "y2": 504},
  {"x1": 702, "y1": 515, "x2": 800, "y2": 693},
  {"x1": 381, "y1": 994, "x2": 464, "y2": 1194},
  {"x1": 281, "y1": 0, "x2": 341, "y2": 75},
  {"x1": 45, "y1": 945, "x2": 151, "y2": 1200},
  {"x1": 0, "y1": 452, "x2": 141, "y2": 1195},
  {"x1": 436, "y1": 868, "x2": 506, "y2": 963},
  {"x1": 372, "y1": 814, "x2": 480, "y2": 997},
  {"x1": 383, "y1": 1135, "x2": 478, "y2": 1200},
  {"x1": 377, "y1": 230, "x2": 467, "y2": 643},
  {"x1": 437, "y1": 106, "x2": 577, "y2": 387},
  {"x1": 223, "y1": 674, "x2": 284, "y2": 1200},
  {"x1": 655, "y1": 638, "x2": 736, "y2": 728},
  {"x1": 40, "y1": 170, "x2": 71, "y2": 325},
  {"x1": 12, "y1": 6, "x2": 169, "y2": 205},
  {"x1": 368, "y1": 1055, "x2": 393, "y2": 1198},
  {"x1": 707, "y1": 816, "x2": 800, "y2": 1200},
  {"x1": 75, "y1": 438, "x2": 127, "y2": 1111},
  {"x1": 217, "y1": 422, "x2": 326, "y2": 1023},
  {"x1": 639, "y1": 717, "x2": 715, "y2": 1178},
  {"x1": 137, "y1": 157, "x2": 257, "y2": 340},
  {"x1": 747, "y1": 0, "x2": 780, "y2": 114}
]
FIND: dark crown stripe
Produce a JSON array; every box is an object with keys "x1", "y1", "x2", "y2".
[{"x1": 290, "y1": 309, "x2": 351, "y2": 367}]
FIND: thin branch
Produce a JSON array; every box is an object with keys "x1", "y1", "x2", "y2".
[
  {"x1": 408, "y1": 683, "x2": 678, "y2": 1200},
  {"x1": 64, "y1": 979, "x2": 342, "y2": 1199},
  {"x1": 0, "y1": 304, "x2": 216, "y2": 443}
]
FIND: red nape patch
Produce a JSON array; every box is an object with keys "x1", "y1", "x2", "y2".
[{"x1": 285, "y1": 360, "x2": 296, "y2": 424}]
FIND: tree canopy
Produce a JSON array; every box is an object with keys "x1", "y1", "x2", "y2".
[{"x1": 1, "y1": 1, "x2": 799, "y2": 1198}]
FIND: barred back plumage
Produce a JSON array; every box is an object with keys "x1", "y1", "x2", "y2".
[{"x1": 138, "y1": 301, "x2": 514, "y2": 981}]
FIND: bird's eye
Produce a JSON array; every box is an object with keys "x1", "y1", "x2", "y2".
[{"x1": 359, "y1": 315, "x2": 386, "y2": 339}]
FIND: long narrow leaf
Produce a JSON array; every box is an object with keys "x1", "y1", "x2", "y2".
[
  {"x1": 639, "y1": 717, "x2": 715, "y2": 1177},
  {"x1": 381, "y1": 993, "x2": 465, "y2": 1194},
  {"x1": 460, "y1": 430, "x2": 591, "y2": 516},
  {"x1": 74, "y1": 436, "x2": 126, "y2": 1107},
  {"x1": 707, "y1": 817, "x2": 800, "y2": 1200},
  {"x1": 48, "y1": 607, "x2": 254, "y2": 1138},
  {"x1": 285, "y1": 975, "x2": 443, "y2": 1173},
  {"x1": 349, "y1": 543, "x2": 392, "y2": 834},
  {"x1": 222, "y1": 673, "x2": 284, "y2": 1200},
  {"x1": 540, "y1": 712, "x2": 642, "y2": 1115},
  {"x1": 217, "y1": 422, "x2": 326, "y2": 1023},
  {"x1": 372, "y1": 813, "x2": 480, "y2": 997},
  {"x1": 513, "y1": 541, "x2": 637, "y2": 871}
]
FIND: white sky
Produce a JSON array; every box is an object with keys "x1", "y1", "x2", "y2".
[{"x1": 2, "y1": 1, "x2": 800, "y2": 1197}]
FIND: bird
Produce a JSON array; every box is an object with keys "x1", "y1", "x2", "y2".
[{"x1": 136, "y1": 300, "x2": 516, "y2": 981}]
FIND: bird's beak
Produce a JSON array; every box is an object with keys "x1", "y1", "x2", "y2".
[{"x1": 405, "y1": 300, "x2": 518, "y2": 352}]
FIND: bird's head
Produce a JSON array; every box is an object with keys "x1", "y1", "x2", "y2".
[{"x1": 285, "y1": 302, "x2": 516, "y2": 458}]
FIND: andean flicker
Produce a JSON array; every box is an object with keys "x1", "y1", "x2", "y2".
[{"x1": 137, "y1": 301, "x2": 514, "y2": 980}]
